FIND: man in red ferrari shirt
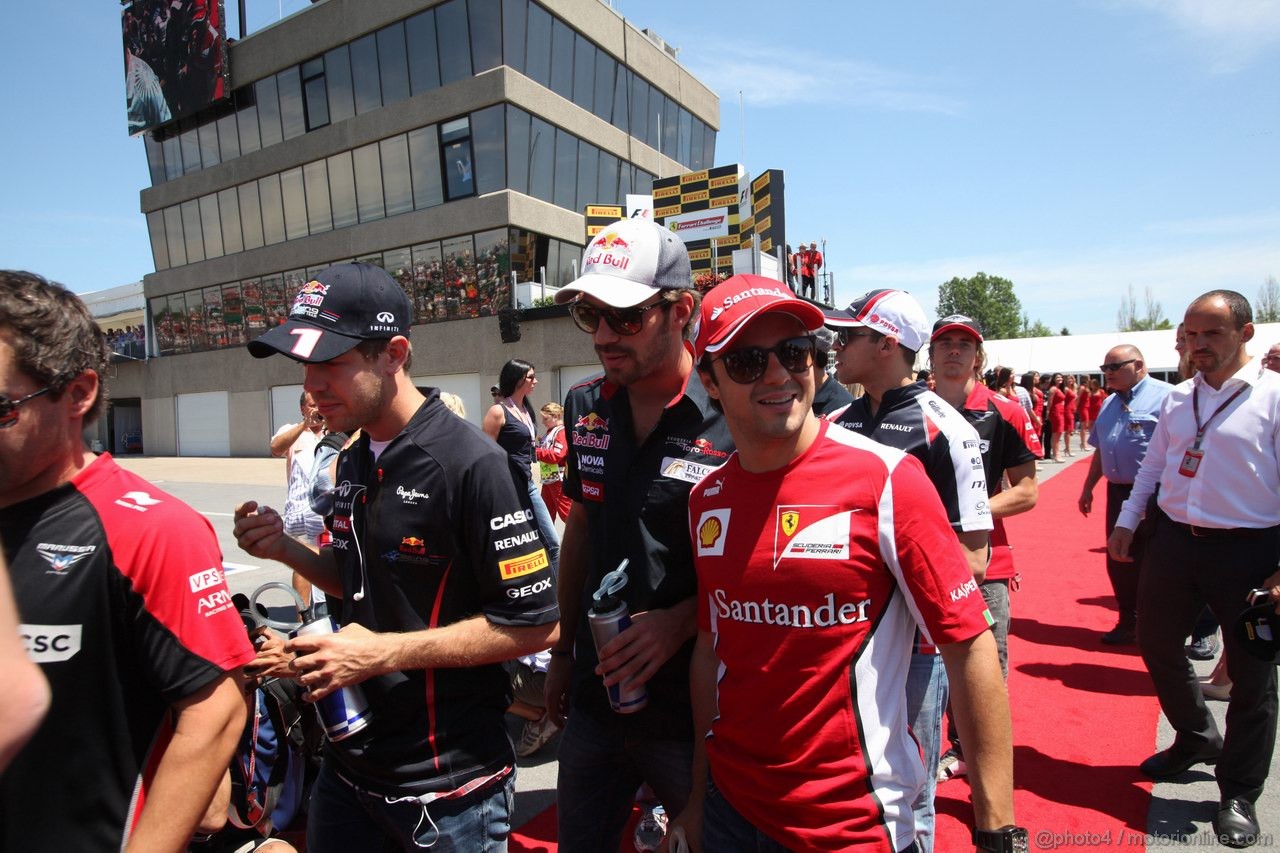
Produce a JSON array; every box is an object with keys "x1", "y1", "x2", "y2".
[{"x1": 672, "y1": 275, "x2": 1022, "y2": 852}]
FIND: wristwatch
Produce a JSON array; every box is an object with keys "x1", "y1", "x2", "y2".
[{"x1": 973, "y1": 826, "x2": 1029, "y2": 853}]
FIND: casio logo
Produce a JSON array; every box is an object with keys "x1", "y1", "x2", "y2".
[{"x1": 490, "y1": 509, "x2": 534, "y2": 530}]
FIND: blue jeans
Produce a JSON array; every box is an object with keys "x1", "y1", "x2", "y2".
[
  {"x1": 703, "y1": 776, "x2": 921, "y2": 853},
  {"x1": 905, "y1": 651, "x2": 948, "y2": 853},
  {"x1": 306, "y1": 760, "x2": 513, "y2": 852},
  {"x1": 981, "y1": 580, "x2": 1010, "y2": 679},
  {"x1": 555, "y1": 710, "x2": 693, "y2": 852},
  {"x1": 527, "y1": 478, "x2": 560, "y2": 570}
]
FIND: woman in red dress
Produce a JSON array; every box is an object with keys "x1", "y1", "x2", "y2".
[
  {"x1": 1080, "y1": 378, "x2": 1103, "y2": 448},
  {"x1": 1061, "y1": 374, "x2": 1078, "y2": 457},
  {"x1": 1047, "y1": 372, "x2": 1066, "y2": 462}
]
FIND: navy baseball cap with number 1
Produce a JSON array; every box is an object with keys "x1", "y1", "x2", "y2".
[{"x1": 248, "y1": 262, "x2": 412, "y2": 363}]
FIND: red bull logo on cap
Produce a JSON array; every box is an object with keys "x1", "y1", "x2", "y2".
[
  {"x1": 593, "y1": 231, "x2": 631, "y2": 251},
  {"x1": 292, "y1": 280, "x2": 330, "y2": 315},
  {"x1": 585, "y1": 231, "x2": 633, "y2": 273}
]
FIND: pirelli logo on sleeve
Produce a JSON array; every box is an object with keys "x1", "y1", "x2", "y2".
[{"x1": 500, "y1": 549, "x2": 550, "y2": 580}]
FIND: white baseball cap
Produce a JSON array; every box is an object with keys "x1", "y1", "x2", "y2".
[
  {"x1": 555, "y1": 218, "x2": 694, "y2": 308},
  {"x1": 823, "y1": 289, "x2": 930, "y2": 353}
]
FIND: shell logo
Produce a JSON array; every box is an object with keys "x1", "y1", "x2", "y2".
[{"x1": 699, "y1": 516, "x2": 722, "y2": 549}]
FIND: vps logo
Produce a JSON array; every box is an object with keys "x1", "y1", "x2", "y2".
[{"x1": 696, "y1": 509, "x2": 731, "y2": 557}]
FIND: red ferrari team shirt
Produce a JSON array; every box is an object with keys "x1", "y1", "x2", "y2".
[{"x1": 689, "y1": 421, "x2": 992, "y2": 852}]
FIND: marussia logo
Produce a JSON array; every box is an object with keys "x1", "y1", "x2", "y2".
[{"x1": 36, "y1": 543, "x2": 95, "y2": 573}]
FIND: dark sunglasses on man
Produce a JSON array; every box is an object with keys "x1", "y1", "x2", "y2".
[
  {"x1": 1099, "y1": 359, "x2": 1137, "y2": 372},
  {"x1": 0, "y1": 387, "x2": 52, "y2": 428},
  {"x1": 716, "y1": 336, "x2": 817, "y2": 385},
  {"x1": 569, "y1": 297, "x2": 671, "y2": 336}
]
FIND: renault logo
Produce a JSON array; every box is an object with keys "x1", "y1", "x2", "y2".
[{"x1": 376, "y1": 312, "x2": 395, "y2": 323}]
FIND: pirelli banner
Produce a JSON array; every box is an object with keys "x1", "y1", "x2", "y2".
[
  {"x1": 653, "y1": 164, "x2": 746, "y2": 276},
  {"x1": 584, "y1": 205, "x2": 625, "y2": 239},
  {"x1": 742, "y1": 169, "x2": 786, "y2": 257}
]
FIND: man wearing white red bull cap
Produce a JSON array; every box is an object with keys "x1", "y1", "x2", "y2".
[
  {"x1": 546, "y1": 219, "x2": 735, "y2": 851},
  {"x1": 675, "y1": 275, "x2": 1021, "y2": 852}
]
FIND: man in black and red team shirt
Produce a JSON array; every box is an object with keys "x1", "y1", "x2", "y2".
[
  {"x1": 929, "y1": 315, "x2": 1040, "y2": 783},
  {"x1": 823, "y1": 289, "x2": 991, "y2": 853},
  {"x1": 674, "y1": 275, "x2": 1023, "y2": 852},
  {"x1": 544, "y1": 218, "x2": 735, "y2": 852},
  {"x1": 0, "y1": 271, "x2": 254, "y2": 852},
  {"x1": 234, "y1": 263, "x2": 559, "y2": 851}
]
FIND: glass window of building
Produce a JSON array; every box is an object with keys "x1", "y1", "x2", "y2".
[
  {"x1": 380, "y1": 134, "x2": 414, "y2": 217},
  {"x1": 180, "y1": 122, "x2": 201, "y2": 175},
  {"x1": 505, "y1": 106, "x2": 530, "y2": 195},
  {"x1": 635, "y1": 169, "x2": 654, "y2": 197},
  {"x1": 690, "y1": 119, "x2": 705, "y2": 170},
  {"x1": 598, "y1": 151, "x2": 619, "y2": 205},
  {"x1": 611, "y1": 65, "x2": 628, "y2": 134},
  {"x1": 678, "y1": 108, "x2": 692, "y2": 166},
  {"x1": 407, "y1": 126, "x2": 444, "y2": 210},
  {"x1": 703, "y1": 126, "x2": 716, "y2": 169},
  {"x1": 151, "y1": 297, "x2": 173, "y2": 355},
  {"x1": 324, "y1": 45, "x2": 355, "y2": 124},
  {"x1": 529, "y1": 116, "x2": 555, "y2": 202},
  {"x1": 405, "y1": 9, "x2": 441, "y2": 95},
  {"x1": 168, "y1": 292, "x2": 190, "y2": 353},
  {"x1": 199, "y1": 194, "x2": 224, "y2": 259},
  {"x1": 436, "y1": 0, "x2": 473, "y2": 85},
  {"x1": 552, "y1": 128, "x2": 578, "y2": 209},
  {"x1": 263, "y1": 273, "x2": 288, "y2": 329},
  {"x1": 282, "y1": 167, "x2": 309, "y2": 241},
  {"x1": 241, "y1": 278, "x2": 265, "y2": 340},
  {"x1": 202, "y1": 285, "x2": 226, "y2": 349},
  {"x1": 441, "y1": 117, "x2": 475, "y2": 201},
  {"x1": 236, "y1": 89, "x2": 261, "y2": 155},
  {"x1": 556, "y1": 238, "x2": 578, "y2": 287},
  {"x1": 377, "y1": 23, "x2": 411, "y2": 104},
  {"x1": 277, "y1": 66, "x2": 306, "y2": 140},
  {"x1": 542, "y1": 240, "x2": 560, "y2": 288},
  {"x1": 216, "y1": 110, "x2": 240, "y2": 161},
  {"x1": 238, "y1": 182, "x2": 265, "y2": 251},
  {"x1": 352, "y1": 142, "x2": 386, "y2": 222},
  {"x1": 576, "y1": 142, "x2": 599, "y2": 211},
  {"x1": 469, "y1": 0, "x2": 502, "y2": 73},
  {"x1": 327, "y1": 151, "x2": 358, "y2": 229},
  {"x1": 549, "y1": 20, "x2": 574, "y2": 101},
  {"x1": 162, "y1": 133, "x2": 183, "y2": 181},
  {"x1": 180, "y1": 200, "x2": 205, "y2": 263},
  {"x1": 524, "y1": 3, "x2": 551, "y2": 88},
  {"x1": 594, "y1": 53, "x2": 615, "y2": 123},
  {"x1": 618, "y1": 161, "x2": 633, "y2": 200},
  {"x1": 474, "y1": 228, "x2": 508, "y2": 316},
  {"x1": 501, "y1": 0, "x2": 526, "y2": 74},
  {"x1": 472, "y1": 105, "x2": 504, "y2": 196},
  {"x1": 147, "y1": 211, "x2": 169, "y2": 271},
  {"x1": 185, "y1": 289, "x2": 207, "y2": 351},
  {"x1": 508, "y1": 228, "x2": 535, "y2": 285},
  {"x1": 222, "y1": 282, "x2": 247, "y2": 346},
  {"x1": 572, "y1": 37, "x2": 595, "y2": 114},
  {"x1": 303, "y1": 160, "x2": 333, "y2": 234},
  {"x1": 258, "y1": 174, "x2": 287, "y2": 245},
  {"x1": 350, "y1": 33, "x2": 383, "y2": 115},
  {"x1": 442, "y1": 234, "x2": 477, "y2": 318},
  {"x1": 383, "y1": 248, "x2": 413, "y2": 312},
  {"x1": 256, "y1": 75, "x2": 283, "y2": 147},
  {"x1": 144, "y1": 133, "x2": 165, "y2": 186},
  {"x1": 218, "y1": 188, "x2": 244, "y2": 255},
  {"x1": 411, "y1": 241, "x2": 444, "y2": 322},
  {"x1": 630, "y1": 74, "x2": 649, "y2": 148},
  {"x1": 301, "y1": 58, "x2": 330, "y2": 130},
  {"x1": 198, "y1": 120, "x2": 220, "y2": 169},
  {"x1": 662, "y1": 95, "x2": 678, "y2": 159}
]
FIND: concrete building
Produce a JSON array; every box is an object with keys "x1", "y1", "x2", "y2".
[{"x1": 111, "y1": 0, "x2": 718, "y2": 456}]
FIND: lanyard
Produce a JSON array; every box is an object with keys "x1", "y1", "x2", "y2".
[{"x1": 1191, "y1": 381, "x2": 1247, "y2": 450}]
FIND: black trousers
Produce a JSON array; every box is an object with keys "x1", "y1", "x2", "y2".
[
  {"x1": 1105, "y1": 481, "x2": 1144, "y2": 625},
  {"x1": 1137, "y1": 512, "x2": 1280, "y2": 801}
]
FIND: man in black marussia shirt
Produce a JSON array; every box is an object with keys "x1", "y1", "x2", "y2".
[
  {"x1": 544, "y1": 219, "x2": 734, "y2": 851},
  {"x1": 235, "y1": 263, "x2": 558, "y2": 851}
]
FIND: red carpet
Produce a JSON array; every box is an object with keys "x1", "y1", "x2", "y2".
[
  {"x1": 934, "y1": 457, "x2": 1159, "y2": 850},
  {"x1": 513, "y1": 456, "x2": 1162, "y2": 851}
]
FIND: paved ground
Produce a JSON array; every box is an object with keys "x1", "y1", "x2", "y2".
[{"x1": 115, "y1": 451, "x2": 1280, "y2": 848}]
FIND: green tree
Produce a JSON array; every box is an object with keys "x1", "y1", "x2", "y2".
[
  {"x1": 1257, "y1": 275, "x2": 1280, "y2": 323},
  {"x1": 1019, "y1": 313, "x2": 1055, "y2": 338},
  {"x1": 935, "y1": 273, "x2": 1024, "y2": 340},
  {"x1": 1116, "y1": 284, "x2": 1172, "y2": 331}
]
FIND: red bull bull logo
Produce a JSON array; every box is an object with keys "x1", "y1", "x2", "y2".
[
  {"x1": 293, "y1": 280, "x2": 330, "y2": 312},
  {"x1": 573, "y1": 412, "x2": 610, "y2": 450},
  {"x1": 585, "y1": 231, "x2": 633, "y2": 272},
  {"x1": 298, "y1": 280, "x2": 329, "y2": 295},
  {"x1": 593, "y1": 231, "x2": 631, "y2": 251}
]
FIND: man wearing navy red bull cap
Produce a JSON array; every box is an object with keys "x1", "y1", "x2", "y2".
[
  {"x1": 545, "y1": 218, "x2": 734, "y2": 851},
  {"x1": 674, "y1": 275, "x2": 1021, "y2": 852},
  {"x1": 233, "y1": 262, "x2": 559, "y2": 851}
]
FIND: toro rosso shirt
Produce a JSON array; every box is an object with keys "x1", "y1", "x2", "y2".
[
  {"x1": 326, "y1": 391, "x2": 559, "y2": 795},
  {"x1": 562, "y1": 364, "x2": 733, "y2": 739},
  {"x1": 0, "y1": 454, "x2": 254, "y2": 853},
  {"x1": 958, "y1": 384, "x2": 1041, "y2": 581},
  {"x1": 689, "y1": 421, "x2": 992, "y2": 851}
]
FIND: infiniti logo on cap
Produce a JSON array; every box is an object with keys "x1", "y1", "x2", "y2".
[{"x1": 376, "y1": 312, "x2": 395, "y2": 323}]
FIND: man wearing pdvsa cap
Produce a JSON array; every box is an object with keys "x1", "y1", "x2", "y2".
[
  {"x1": 233, "y1": 263, "x2": 559, "y2": 851},
  {"x1": 676, "y1": 276, "x2": 1021, "y2": 852},
  {"x1": 543, "y1": 219, "x2": 734, "y2": 851},
  {"x1": 823, "y1": 289, "x2": 992, "y2": 853}
]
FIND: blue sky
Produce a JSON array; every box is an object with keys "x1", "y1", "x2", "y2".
[{"x1": 2, "y1": 0, "x2": 1277, "y2": 334}]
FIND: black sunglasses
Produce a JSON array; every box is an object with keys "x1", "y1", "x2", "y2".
[
  {"x1": 717, "y1": 337, "x2": 817, "y2": 384},
  {"x1": 569, "y1": 298, "x2": 670, "y2": 336},
  {"x1": 836, "y1": 329, "x2": 878, "y2": 347},
  {"x1": 1099, "y1": 359, "x2": 1137, "y2": 372},
  {"x1": 0, "y1": 386, "x2": 52, "y2": 428}
]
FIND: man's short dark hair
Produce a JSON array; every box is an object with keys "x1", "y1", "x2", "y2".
[
  {"x1": 355, "y1": 337, "x2": 413, "y2": 372},
  {"x1": 1193, "y1": 290, "x2": 1253, "y2": 329},
  {"x1": 0, "y1": 271, "x2": 110, "y2": 423}
]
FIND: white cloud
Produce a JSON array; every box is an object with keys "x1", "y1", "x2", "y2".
[
  {"x1": 1110, "y1": 0, "x2": 1280, "y2": 72},
  {"x1": 683, "y1": 43, "x2": 966, "y2": 115}
]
